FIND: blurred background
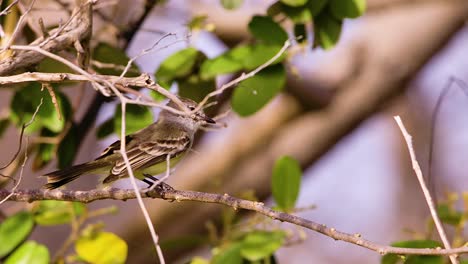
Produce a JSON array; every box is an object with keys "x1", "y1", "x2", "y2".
[{"x1": 2, "y1": 0, "x2": 468, "y2": 263}]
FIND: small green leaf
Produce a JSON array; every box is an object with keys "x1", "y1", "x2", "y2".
[
  {"x1": 75, "y1": 231, "x2": 128, "y2": 264},
  {"x1": 391, "y1": 240, "x2": 441, "y2": 248},
  {"x1": 190, "y1": 257, "x2": 210, "y2": 264},
  {"x1": 280, "y1": 0, "x2": 307, "y2": 7},
  {"x1": 267, "y1": 1, "x2": 284, "y2": 17},
  {"x1": 57, "y1": 123, "x2": 79, "y2": 169},
  {"x1": 0, "y1": 211, "x2": 35, "y2": 258},
  {"x1": 155, "y1": 48, "x2": 200, "y2": 84},
  {"x1": 281, "y1": 4, "x2": 312, "y2": 23},
  {"x1": 272, "y1": 156, "x2": 302, "y2": 211},
  {"x1": 178, "y1": 74, "x2": 215, "y2": 103},
  {"x1": 37, "y1": 57, "x2": 74, "y2": 73},
  {"x1": 243, "y1": 44, "x2": 285, "y2": 70},
  {"x1": 212, "y1": 243, "x2": 243, "y2": 264},
  {"x1": 96, "y1": 118, "x2": 114, "y2": 139},
  {"x1": 314, "y1": 11, "x2": 342, "y2": 50},
  {"x1": 221, "y1": 0, "x2": 244, "y2": 10},
  {"x1": 10, "y1": 84, "x2": 71, "y2": 134},
  {"x1": 329, "y1": 0, "x2": 366, "y2": 19},
  {"x1": 294, "y1": 23, "x2": 307, "y2": 43},
  {"x1": 32, "y1": 128, "x2": 57, "y2": 170},
  {"x1": 93, "y1": 43, "x2": 140, "y2": 77},
  {"x1": 382, "y1": 240, "x2": 443, "y2": 264},
  {"x1": 5, "y1": 241, "x2": 49, "y2": 264},
  {"x1": 381, "y1": 253, "x2": 400, "y2": 264},
  {"x1": 232, "y1": 64, "x2": 286, "y2": 116},
  {"x1": 187, "y1": 15, "x2": 209, "y2": 31},
  {"x1": 240, "y1": 231, "x2": 285, "y2": 261},
  {"x1": 307, "y1": 0, "x2": 328, "y2": 16},
  {"x1": 0, "y1": 118, "x2": 10, "y2": 138},
  {"x1": 114, "y1": 104, "x2": 153, "y2": 136},
  {"x1": 248, "y1": 16, "x2": 288, "y2": 46},
  {"x1": 437, "y1": 203, "x2": 462, "y2": 226},
  {"x1": 33, "y1": 200, "x2": 85, "y2": 226},
  {"x1": 200, "y1": 46, "x2": 251, "y2": 80}
]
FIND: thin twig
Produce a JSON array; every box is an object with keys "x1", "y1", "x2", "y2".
[
  {"x1": 195, "y1": 40, "x2": 291, "y2": 112},
  {"x1": 0, "y1": 138, "x2": 28, "y2": 204},
  {"x1": 394, "y1": 116, "x2": 458, "y2": 264},
  {"x1": 4, "y1": 186, "x2": 468, "y2": 257},
  {"x1": 1, "y1": 0, "x2": 37, "y2": 51},
  {"x1": 44, "y1": 83, "x2": 62, "y2": 120},
  {"x1": 0, "y1": 0, "x2": 18, "y2": 16},
  {"x1": 0, "y1": 97, "x2": 43, "y2": 171},
  {"x1": 119, "y1": 102, "x2": 166, "y2": 264}
]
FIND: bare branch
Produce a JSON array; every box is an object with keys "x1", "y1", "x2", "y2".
[
  {"x1": 1, "y1": 0, "x2": 37, "y2": 51},
  {"x1": 3, "y1": 186, "x2": 468, "y2": 257},
  {"x1": 394, "y1": 116, "x2": 458, "y2": 264},
  {"x1": 0, "y1": 1, "x2": 92, "y2": 75}
]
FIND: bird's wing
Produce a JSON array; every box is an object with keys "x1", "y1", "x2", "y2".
[
  {"x1": 109, "y1": 135, "x2": 191, "y2": 176},
  {"x1": 95, "y1": 135, "x2": 134, "y2": 160}
]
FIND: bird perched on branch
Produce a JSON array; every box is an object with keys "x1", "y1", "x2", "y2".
[{"x1": 43, "y1": 98, "x2": 215, "y2": 189}]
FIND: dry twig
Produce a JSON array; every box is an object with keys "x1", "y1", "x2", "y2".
[
  {"x1": 394, "y1": 116, "x2": 458, "y2": 264},
  {"x1": 3, "y1": 185, "x2": 468, "y2": 257}
]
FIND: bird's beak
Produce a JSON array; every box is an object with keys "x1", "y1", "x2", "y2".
[{"x1": 204, "y1": 116, "x2": 216, "y2": 124}]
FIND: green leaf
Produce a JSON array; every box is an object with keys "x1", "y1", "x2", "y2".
[
  {"x1": 391, "y1": 240, "x2": 441, "y2": 248},
  {"x1": 33, "y1": 200, "x2": 85, "y2": 226},
  {"x1": 96, "y1": 118, "x2": 114, "y2": 139},
  {"x1": 281, "y1": 4, "x2": 312, "y2": 23},
  {"x1": 240, "y1": 231, "x2": 285, "y2": 261},
  {"x1": 75, "y1": 231, "x2": 128, "y2": 264},
  {"x1": 267, "y1": 1, "x2": 284, "y2": 17},
  {"x1": 329, "y1": 0, "x2": 366, "y2": 19},
  {"x1": 114, "y1": 104, "x2": 153, "y2": 136},
  {"x1": 200, "y1": 46, "x2": 251, "y2": 80},
  {"x1": 178, "y1": 74, "x2": 215, "y2": 103},
  {"x1": 37, "y1": 57, "x2": 74, "y2": 73},
  {"x1": 93, "y1": 43, "x2": 140, "y2": 77},
  {"x1": 32, "y1": 129, "x2": 57, "y2": 170},
  {"x1": 314, "y1": 11, "x2": 342, "y2": 50},
  {"x1": 272, "y1": 156, "x2": 302, "y2": 211},
  {"x1": 10, "y1": 84, "x2": 71, "y2": 134},
  {"x1": 221, "y1": 0, "x2": 244, "y2": 10},
  {"x1": 0, "y1": 211, "x2": 34, "y2": 258},
  {"x1": 231, "y1": 64, "x2": 286, "y2": 116},
  {"x1": 280, "y1": 0, "x2": 308, "y2": 7},
  {"x1": 437, "y1": 203, "x2": 462, "y2": 226},
  {"x1": 382, "y1": 240, "x2": 443, "y2": 264},
  {"x1": 243, "y1": 44, "x2": 285, "y2": 70},
  {"x1": 190, "y1": 257, "x2": 210, "y2": 264},
  {"x1": 381, "y1": 254, "x2": 400, "y2": 264},
  {"x1": 57, "y1": 123, "x2": 79, "y2": 169},
  {"x1": 5, "y1": 241, "x2": 49, "y2": 264},
  {"x1": 212, "y1": 243, "x2": 243, "y2": 264},
  {"x1": 155, "y1": 47, "x2": 200, "y2": 84},
  {"x1": 294, "y1": 23, "x2": 307, "y2": 43},
  {"x1": 248, "y1": 16, "x2": 288, "y2": 46},
  {"x1": 307, "y1": 0, "x2": 328, "y2": 16},
  {"x1": 0, "y1": 118, "x2": 10, "y2": 138}
]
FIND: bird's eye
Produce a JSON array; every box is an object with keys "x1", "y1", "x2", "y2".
[{"x1": 188, "y1": 106, "x2": 195, "y2": 111}]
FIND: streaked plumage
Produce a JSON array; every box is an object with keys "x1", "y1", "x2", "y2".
[{"x1": 43, "y1": 98, "x2": 215, "y2": 189}]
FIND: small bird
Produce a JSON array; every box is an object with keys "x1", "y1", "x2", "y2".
[{"x1": 43, "y1": 98, "x2": 215, "y2": 189}]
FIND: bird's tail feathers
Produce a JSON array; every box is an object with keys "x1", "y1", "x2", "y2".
[{"x1": 43, "y1": 162, "x2": 106, "y2": 189}]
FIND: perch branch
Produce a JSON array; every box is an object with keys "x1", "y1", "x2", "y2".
[{"x1": 2, "y1": 186, "x2": 468, "y2": 257}]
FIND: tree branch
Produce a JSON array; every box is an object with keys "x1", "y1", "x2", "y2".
[
  {"x1": 0, "y1": 0, "x2": 93, "y2": 75},
  {"x1": 2, "y1": 186, "x2": 468, "y2": 257}
]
